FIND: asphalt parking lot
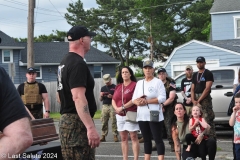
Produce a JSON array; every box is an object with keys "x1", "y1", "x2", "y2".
[{"x1": 51, "y1": 119, "x2": 235, "y2": 160}]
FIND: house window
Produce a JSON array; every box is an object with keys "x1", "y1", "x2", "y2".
[
  {"x1": 94, "y1": 66, "x2": 102, "y2": 78},
  {"x1": 35, "y1": 66, "x2": 42, "y2": 79},
  {"x1": 234, "y1": 17, "x2": 240, "y2": 38},
  {"x1": 2, "y1": 50, "x2": 13, "y2": 63}
]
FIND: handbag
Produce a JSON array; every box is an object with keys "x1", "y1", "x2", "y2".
[
  {"x1": 126, "y1": 111, "x2": 137, "y2": 123},
  {"x1": 143, "y1": 80, "x2": 160, "y2": 122},
  {"x1": 122, "y1": 84, "x2": 137, "y2": 122},
  {"x1": 150, "y1": 110, "x2": 160, "y2": 122}
]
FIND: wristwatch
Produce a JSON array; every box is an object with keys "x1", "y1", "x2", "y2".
[{"x1": 161, "y1": 103, "x2": 165, "y2": 107}]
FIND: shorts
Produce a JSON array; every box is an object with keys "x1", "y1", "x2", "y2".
[{"x1": 116, "y1": 114, "x2": 139, "y2": 132}]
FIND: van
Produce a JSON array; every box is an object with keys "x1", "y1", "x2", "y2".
[{"x1": 174, "y1": 66, "x2": 240, "y2": 125}]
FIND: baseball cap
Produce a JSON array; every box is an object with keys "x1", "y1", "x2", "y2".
[
  {"x1": 196, "y1": 56, "x2": 205, "y2": 62},
  {"x1": 143, "y1": 60, "x2": 153, "y2": 68},
  {"x1": 103, "y1": 74, "x2": 111, "y2": 84},
  {"x1": 27, "y1": 67, "x2": 37, "y2": 73},
  {"x1": 157, "y1": 68, "x2": 166, "y2": 73},
  {"x1": 67, "y1": 25, "x2": 96, "y2": 41},
  {"x1": 185, "y1": 65, "x2": 193, "y2": 70}
]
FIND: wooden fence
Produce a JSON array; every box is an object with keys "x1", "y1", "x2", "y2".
[{"x1": 15, "y1": 78, "x2": 116, "y2": 113}]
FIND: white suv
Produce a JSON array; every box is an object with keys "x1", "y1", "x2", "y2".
[{"x1": 174, "y1": 66, "x2": 240, "y2": 125}]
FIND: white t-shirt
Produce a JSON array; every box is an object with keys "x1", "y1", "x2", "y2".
[
  {"x1": 233, "y1": 77, "x2": 239, "y2": 85},
  {"x1": 132, "y1": 77, "x2": 166, "y2": 122}
]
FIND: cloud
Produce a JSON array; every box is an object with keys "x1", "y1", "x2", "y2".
[{"x1": 0, "y1": 0, "x2": 98, "y2": 38}]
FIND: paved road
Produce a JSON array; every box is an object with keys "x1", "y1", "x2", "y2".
[{"x1": 51, "y1": 119, "x2": 234, "y2": 160}]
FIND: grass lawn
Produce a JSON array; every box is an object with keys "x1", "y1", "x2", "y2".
[{"x1": 50, "y1": 110, "x2": 101, "y2": 120}]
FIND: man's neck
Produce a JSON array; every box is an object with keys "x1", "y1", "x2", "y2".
[
  {"x1": 198, "y1": 68, "x2": 205, "y2": 73},
  {"x1": 69, "y1": 45, "x2": 85, "y2": 58}
]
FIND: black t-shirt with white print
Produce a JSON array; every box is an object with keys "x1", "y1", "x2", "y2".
[
  {"x1": 181, "y1": 77, "x2": 193, "y2": 106},
  {"x1": 57, "y1": 52, "x2": 97, "y2": 117},
  {"x1": 192, "y1": 69, "x2": 214, "y2": 94}
]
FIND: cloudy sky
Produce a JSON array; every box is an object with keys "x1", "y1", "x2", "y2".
[{"x1": 0, "y1": 0, "x2": 98, "y2": 38}]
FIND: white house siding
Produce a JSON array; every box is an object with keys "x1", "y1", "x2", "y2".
[
  {"x1": 211, "y1": 12, "x2": 240, "y2": 40},
  {"x1": 163, "y1": 40, "x2": 240, "y2": 78}
]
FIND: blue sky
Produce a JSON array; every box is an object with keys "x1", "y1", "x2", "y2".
[{"x1": 0, "y1": 0, "x2": 98, "y2": 38}]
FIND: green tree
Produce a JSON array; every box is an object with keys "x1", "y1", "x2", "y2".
[
  {"x1": 183, "y1": 0, "x2": 213, "y2": 42},
  {"x1": 135, "y1": 0, "x2": 190, "y2": 60},
  {"x1": 14, "y1": 30, "x2": 66, "y2": 42},
  {"x1": 135, "y1": 0, "x2": 213, "y2": 59},
  {"x1": 65, "y1": 0, "x2": 148, "y2": 66}
]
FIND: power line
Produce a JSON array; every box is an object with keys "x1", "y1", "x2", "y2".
[{"x1": 48, "y1": 0, "x2": 64, "y2": 17}]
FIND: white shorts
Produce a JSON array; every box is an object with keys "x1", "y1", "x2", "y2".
[{"x1": 116, "y1": 114, "x2": 139, "y2": 132}]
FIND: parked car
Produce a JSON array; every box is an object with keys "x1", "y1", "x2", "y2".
[{"x1": 174, "y1": 66, "x2": 240, "y2": 126}]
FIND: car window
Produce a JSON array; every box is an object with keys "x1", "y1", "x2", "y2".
[
  {"x1": 211, "y1": 70, "x2": 234, "y2": 87},
  {"x1": 175, "y1": 74, "x2": 186, "y2": 91}
]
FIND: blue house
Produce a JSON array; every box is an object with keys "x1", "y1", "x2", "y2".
[
  {"x1": 0, "y1": 31, "x2": 120, "y2": 84},
  {"x1": 163, "y1": 0, "x2": 240, "y2": 78}
]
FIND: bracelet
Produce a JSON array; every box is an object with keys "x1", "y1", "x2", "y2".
[{"x1": 45, "y1": 110, "x2": 50, "y2": 113}]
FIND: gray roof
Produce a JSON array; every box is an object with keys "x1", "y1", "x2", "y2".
[
  {"x1": 210, "y1": 0, "x2": 240, "y2": 14},
  {"x1": 0, "y1": 30, "x2": 120, "y2": 64},
  {"x1": 0, "y1": 30, "x2": 24, "y2": 47},
  {"x1": 208, "y1": 39, "x2": 240, "y2": 53},
  {"x1": 20, "y1": 42, "x2": 120, "y2": 64}
]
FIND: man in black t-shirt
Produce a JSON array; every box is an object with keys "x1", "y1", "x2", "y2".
[
  {"x1": 57, "y1": 25, "x2": 100, "y2": 160},
  {"x1": 17, "y1": 67, "x2": 50, "y2": 119},
  {"x1": 0, "y1": 66, "x2": 33, "y2": 155},
  {"x1": 99, "y1": 74, "x2": 118, "y2": 142},
  {"x1": 181, "y1": 65, "x2": 193, "y2": 116},
  {"x1": 191, "y1": 56, "x2": 216, "y2": 160}
]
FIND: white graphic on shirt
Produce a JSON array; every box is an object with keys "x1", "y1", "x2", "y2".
[
  {"x1": 57, "y1": 65, "x2": 65, "y2": 90},
  {"x1": 184, "y1": 82, "x2": 192, "y2": 97}
]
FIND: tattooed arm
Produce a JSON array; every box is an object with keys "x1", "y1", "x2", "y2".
[
  {"x1": 172, "y1": 126, "x2": 181, "y2": 160},
  {"x1": 71, "y1": 87, "x2": 100, "y2": 148}
]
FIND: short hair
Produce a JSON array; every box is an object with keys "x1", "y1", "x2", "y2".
[{"x1": 235, "y1": 92, "x2": 240, "y2": 98}]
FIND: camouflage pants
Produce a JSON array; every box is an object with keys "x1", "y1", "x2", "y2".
[
  {"x1": 59, "y1": 114, "x2": 95, "y2": 160},
  {"x1": 101, "y1": 104, "x2": 118, "y2": 136},
  {"x1": 195, "y1": 94, "x2": 216, "y2": 138},
  {"x1": 30, "y1": 108, "x2": 43, "y2": 119},
  {"x1": 185, "y1": 105, "x2": 193, "y2": 117},
  {"x1": 163, "y1": 104, "x2": 174, "y2": 145}
]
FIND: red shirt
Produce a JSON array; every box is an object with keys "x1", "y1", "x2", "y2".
[
  {"x1": 112, "y1": 81, "x2": 137, "y2": 116},
  {"x1": 191, "y1": 117, "x2": 208, "y2": 139}
]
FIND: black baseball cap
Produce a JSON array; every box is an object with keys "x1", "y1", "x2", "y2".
[
  {"x1": 67, "y1": 25, "x2": 96, "y2": 41},
  {"x1": 196, "y1": 56, "x2": 206, "y2": 62},
  {"x1": 27, "y1": 67, "x2": 37, "y2": 73},
  {"x1": 157, "y1": 68, "x2": 166, "y2": 73}
]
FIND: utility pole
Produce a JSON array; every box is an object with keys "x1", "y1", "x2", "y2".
[
  {"x1": 27, "y1": 0, "x2": 35, "y2": 68},
  {"x1": 149, "y1": 14, "x2": 154, "y2": 61}
]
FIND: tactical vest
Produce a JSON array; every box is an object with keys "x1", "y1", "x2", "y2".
[{"x1": 21, "y1": 82, "x2": 42, "y2": 105}]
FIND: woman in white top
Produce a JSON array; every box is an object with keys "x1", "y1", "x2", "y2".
[{"x1": 132, "y1": 60, "x2": 166, "y2": 160}]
